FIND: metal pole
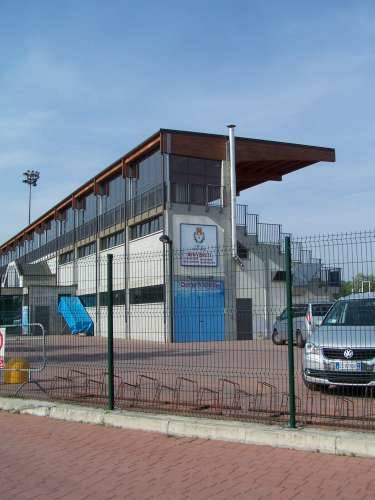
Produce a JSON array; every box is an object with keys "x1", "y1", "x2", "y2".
[
  {"x1": 227, "y1": 124, "x2": 237, "y2": 259},
  {"x1": 107, "y1": 253, "x2": 114, "y2": 410},
  {"x1": 285, "y1": 236, "x2": 296, "y2": 428},
  {"x1": 28, "y1": 183, "x2": 32, "y2": 225},
  {"x1": 169, "y1": 242, "x2": 174, "y2": 342}
]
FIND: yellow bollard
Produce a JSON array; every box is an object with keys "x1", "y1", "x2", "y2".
[{"x1": 4, "y1": 358, "x2": 29, "y2": 384}]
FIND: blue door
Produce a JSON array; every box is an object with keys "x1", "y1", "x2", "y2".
[{"x1": 174, "y1": 279, "x2": 224, "y2": 342}]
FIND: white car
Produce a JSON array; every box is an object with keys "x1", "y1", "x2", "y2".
[
  {"x1": 303, "y1": 293, "x2": 375, "y2": 389},
  {"x1": 272, "y1": 302, "x2": 333, "y2": 348}
]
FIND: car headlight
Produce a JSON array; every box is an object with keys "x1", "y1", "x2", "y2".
[{"x1": 305, "y1": 342, "x2": 320, "y2": 355}]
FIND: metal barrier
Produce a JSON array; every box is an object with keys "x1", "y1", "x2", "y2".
[{"x1": 0, "y1": 323, "x2": 47, "y2": 396}]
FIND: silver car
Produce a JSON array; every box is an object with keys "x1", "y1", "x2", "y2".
[
  {"x1": 272, "y1": 303, "x2": 332, "y2": 348},
  {"x1": 303, "y1": 293, "x2": 375, "y2": 390}
]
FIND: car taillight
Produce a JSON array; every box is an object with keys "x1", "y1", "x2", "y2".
[{"x1": 306, "y1": 312, "x2": 312, "y2": 324}]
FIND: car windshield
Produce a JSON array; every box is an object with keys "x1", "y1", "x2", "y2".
[
  {"x1": 279, "y1": 305, "x2": 307, "y2": 320},
  {"x1": 322, "y1": 298, "x2": 375, "y2": 326}
]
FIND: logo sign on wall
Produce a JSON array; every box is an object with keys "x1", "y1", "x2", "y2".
[
  {"x1": 180, "y1": 223, "x2": 218, "y2": 267},
  {"x1": 0, "y1": 327, "x2": 5, "y2": 369}
]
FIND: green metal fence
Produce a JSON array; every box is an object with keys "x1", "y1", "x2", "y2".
[{"x1": 1, "y1": 231, "x2": 375, "y2": 431}]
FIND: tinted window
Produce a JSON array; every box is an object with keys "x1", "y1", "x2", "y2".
[
  {"x1": 100, "y1": 231, "x2": 124, "y2": 250},
  {"x1": 293, "y1": 305, "x2": 307, "y2": 317},
  {"x1": 323, "y1": 299, "x2": 375, "y2": 326},
  {"x1": 279, "y1": 305, "x2": 307, "y2": 320},
  {"x1": 99, "y1": 290, "x2": 126, "y2": 306},
  {"x1": 59, "y1": 250, "x2": 74, "y2": 265},
  {"x1": 312, "y1": 304, "x2": 332, "y2": 316},
  {"x1": 129, "y1": 285, "x2": 164, "y2": 304},
  {"x1": 79, "y1": 294, "x2": 96, "y2": 307},
  {"x1": 130, "y1": 215, "x2": 163, "y2": 240},
  {"x1": 170, "y1": 155, "x2": 221, "y2": 185},
  {"x1": 132, "y1": 151, "x2": 163, "y2": 197},
  {"x1": 77, "y1": 242, "x2": 96, "y2": 258}
]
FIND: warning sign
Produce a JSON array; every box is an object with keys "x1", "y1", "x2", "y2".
[{"x1": 0, "y1": 327, "x2": 5, "y2": 368}]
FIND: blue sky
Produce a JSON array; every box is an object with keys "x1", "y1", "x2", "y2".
[{"x1": 0, "y1": 1, "x2": 374, "y2": 242}]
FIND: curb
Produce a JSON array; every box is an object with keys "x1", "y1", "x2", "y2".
[{"x1": 1, "y1": 397, "x2": 374, "y2": 458}]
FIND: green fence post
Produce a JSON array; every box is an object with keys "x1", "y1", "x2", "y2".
[
  {"x1": 107, "y1": 253, "x2": 114, "y2": 411},
  {"x1": 285, "y1": 236, "x2": 296, "y2": 428}
]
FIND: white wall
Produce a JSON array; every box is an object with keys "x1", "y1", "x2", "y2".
[
  {"x1": 128, "y1": 232, "x2": 164, "y2": 288},
  {"x1": 77, "y1": 255, "x2": 96, "y2": 295},
  {"x1": 99, "y1": 244, "x2": 126, "y2": 292},
  {"x1": 129, "y1": 304, "x2": 164, "y2": 342},
  {"x1": 58, "y1": 262, "x2": 74, "y2": 286}
]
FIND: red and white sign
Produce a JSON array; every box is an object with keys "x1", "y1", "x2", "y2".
[{"x1": 0, "y1": 327, "x2": 5, "y2": 368}]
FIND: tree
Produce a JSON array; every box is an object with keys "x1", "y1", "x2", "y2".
[{"x1": 334, "y1": 274, "x2": 375, "y2": 299}]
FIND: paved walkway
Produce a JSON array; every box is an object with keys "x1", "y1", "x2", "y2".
[{"x1": 1, "y1": 412, "x2": 374, "y2": 500}]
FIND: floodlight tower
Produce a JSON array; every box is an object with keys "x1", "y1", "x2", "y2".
[{"x1": 22, "y1": 170, "x2": 40, "y2": 225}]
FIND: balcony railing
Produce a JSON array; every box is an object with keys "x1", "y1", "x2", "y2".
[
  {"x1": 171, "y1": 183, "x2": 223, "y2": 208},
  {"x1": 3, "y1": 184, "x2": 165, "y2": 266}
]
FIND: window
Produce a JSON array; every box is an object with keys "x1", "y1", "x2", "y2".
[
  {"x1": 129, "y1": 285, "x2": 164, "y2": 304},
  {"x1": 323, "y1": 299, "x2": 375, "y2": 326},
  {"x1": 77, "y1": 241, "x2": 96, "y2": 258},
  {"x1": 79, "y1": 294, "x2": 96, "y2": 307},
  {"x1": 132, "y1": 151, "x2": 163, "y2": 197},
  {"x1": 130, "y1": 215, "x2": 163, "y2": 240},
  {"x1": 237, "y1": 241, "x2": 248, "y2": 260},
  {"x1": 0, "y1": 295, "x2": 22, "y2": 324},
  {"x1": 327, "y1": 269, "x2": 341, "y2": 287},
  {"x1": 312, "y1": 304, "x2": 332, "y2": 316},
  {"x1": 59, "y1": 250, "x2": 74, "y2": 265},
  {"x1": 100, "y1": 231, "x2": 124, "y2": 251},
  {"x1": 99, "y1": 289, "x2": 126, "y2": 306},
  {"x1": 273, "y1": 271, "x2": 286, "y2": 281},
  {"x1": 170, "y1": 155, "x2": 221, "y2": 186}
]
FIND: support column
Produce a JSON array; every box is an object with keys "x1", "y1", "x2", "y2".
[{"x1": 222, "y1": 159, "x2": 237, "y2": 341}]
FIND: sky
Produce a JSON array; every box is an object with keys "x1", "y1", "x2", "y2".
[{"x1": 0, "y1": 0, "x2": 374, "y2": 242}]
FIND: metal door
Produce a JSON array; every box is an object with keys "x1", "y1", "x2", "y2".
[
  {"x1": 236, "y1": 298, "x2": 253, "y2": 340},
  {"x1": 174, "y1": 279, "x2": 224, "y2": 342}
]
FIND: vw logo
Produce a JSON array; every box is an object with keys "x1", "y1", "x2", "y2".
[{"x1": 344, "y1": 349, "x2": 354, "y2": 359}]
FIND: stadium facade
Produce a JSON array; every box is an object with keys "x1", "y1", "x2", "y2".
[{"x1": 0, "y1": 128, "x2": 336, "y2": 340}]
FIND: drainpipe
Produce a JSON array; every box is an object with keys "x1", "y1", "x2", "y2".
[{"x1": 227, "y1": 124, "x2": 238, "y2": 260}]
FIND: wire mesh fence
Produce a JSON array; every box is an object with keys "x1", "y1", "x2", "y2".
[{"x1": 0, "y1": 231, "x2": 375, "y2": 430}]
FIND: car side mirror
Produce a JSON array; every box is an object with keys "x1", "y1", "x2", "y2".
[{"x1": 316, "y1": 319, "x2": 322, "y2": 326}]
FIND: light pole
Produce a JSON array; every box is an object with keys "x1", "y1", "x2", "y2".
[
  {"x1": 22, "y1": 170, "x2": 40, "y2": 225},
  {"x1": 159, "y1": 234, "x2": 174, "y2": 342}
]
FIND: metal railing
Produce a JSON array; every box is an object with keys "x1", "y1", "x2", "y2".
[
  {"x1": 1, "y1": 233, "x2": 375, "y2": 431},
  {"x1": 171, "y1": 183, "x2": 223, "y2": 208},
  {"x1": 257, "y1": 223, "x2": 282, "y2": 245}
]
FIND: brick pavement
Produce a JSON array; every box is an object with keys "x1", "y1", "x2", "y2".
[{"x1": 0, "y1": 411, "x2": 374, "y2": 500}]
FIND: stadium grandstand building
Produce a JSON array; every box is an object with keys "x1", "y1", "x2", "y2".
[{"x1": 0, "y1": 128, "x2": 337, "y2": 341}]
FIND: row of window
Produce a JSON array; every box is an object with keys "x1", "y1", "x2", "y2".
[
  {"x1": 1, "y1": 150, "x2": 164, "y2": 268},
  {"x1": 59, "y1": 231, "x2": 125, "y2": 264},
  {"x1": 59, "y1": 250, "x2": 74, "y2": 265},
  {"x1": 99, "y1": 231, "x2": 125, "y2": 251},
  {"x1": 78, "y1": 285, "x2": 164, "y2": 307},
  {"x1": 77, "y1": 241, "x2": 96, "y2": 258},
  {"x1": 59, "y1": 215, "x2": 163, "y2": 265},
  {"x1": 129, "y1": 215, "x2": 163, "y2": 240}
]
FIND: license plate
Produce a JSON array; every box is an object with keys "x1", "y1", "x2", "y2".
[{"x1": 334, "y1": 361, "x2": 364, "y2": 371}]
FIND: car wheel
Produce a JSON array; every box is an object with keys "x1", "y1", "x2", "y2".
[
  {"x1": 271, "y1": 329, "x2": 284, "y2": 345},
  {"x1": 296, "y1": 331, "x2": 305, "y2": 348}
]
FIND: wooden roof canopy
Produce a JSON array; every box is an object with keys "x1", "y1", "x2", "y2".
[{"x1": 0, "y1": 129, "x2": 335, "y2": 252}]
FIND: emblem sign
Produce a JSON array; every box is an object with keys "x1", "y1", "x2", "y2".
[
  {"x1": 343, "y1": 349, "x2": 354, "y2": 359},
  {"x1": 180, "y1": 223, "x2": 218, "y2": 267}
]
